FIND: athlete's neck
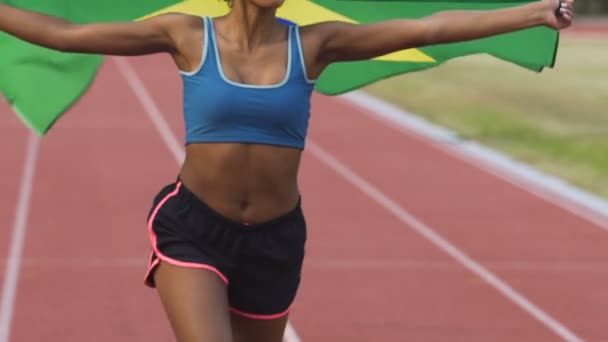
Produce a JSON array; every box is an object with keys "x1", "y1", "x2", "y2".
[{"x1": 224, "y1": 2, "x2": 279, "y2": 50}]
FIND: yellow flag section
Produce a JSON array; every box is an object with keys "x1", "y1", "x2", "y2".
[{"x1": 141, "y1": 0, "x2": 435, "y2": 63}]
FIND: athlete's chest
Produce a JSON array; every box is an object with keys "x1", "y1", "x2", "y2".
[
  {"x1": 184, "y1": 79, "x2": 312, "y2": 129},
  {"x1": 216, "y1": 44, "x2": 289, "y2": 87}
]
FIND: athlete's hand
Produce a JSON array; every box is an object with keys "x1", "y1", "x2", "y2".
[{"x1": 542, "y1": 0, "x2": 574, "y2": 30}]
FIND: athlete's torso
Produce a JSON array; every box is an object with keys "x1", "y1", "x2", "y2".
[{"x1": 174, "y1": 15, "x2": 316, "y2": 224}]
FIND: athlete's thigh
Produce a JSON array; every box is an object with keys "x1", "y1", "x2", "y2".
[
  {"x1": 154, "y1": 262, "x2": 233, "y2": 342},
  {"x1": 230, "y1": 313, "x2": 289, "y2": 342}
]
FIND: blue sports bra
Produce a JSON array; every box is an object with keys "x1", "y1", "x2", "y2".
[{"x1": 181, "y1": 16, "x2": 316, "y2": 150}]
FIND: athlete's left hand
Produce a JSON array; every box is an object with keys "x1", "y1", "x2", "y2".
[{"x1": 543, "y1": 0, "x2": 574, "y2": 30}]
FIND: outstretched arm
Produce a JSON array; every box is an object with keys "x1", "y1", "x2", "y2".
[
  {"x1": 312, "y1": 0, "x2": 573, "y2": 64},
  {"x1": 0, "y1": 4, "x2": 191, "y2": 55}
]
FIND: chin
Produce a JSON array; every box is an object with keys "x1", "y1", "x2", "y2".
[{"x1": 250, "y1": 0, "x2": 285, "y2": 9}]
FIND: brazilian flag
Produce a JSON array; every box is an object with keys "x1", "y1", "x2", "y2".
[{"x1": 0, "y1": 0, "x2": 559, "y2": 135}]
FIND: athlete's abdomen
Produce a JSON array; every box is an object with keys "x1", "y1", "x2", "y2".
[{"x1": 178, "y1": 143, "x2": 302, "y2": 224}]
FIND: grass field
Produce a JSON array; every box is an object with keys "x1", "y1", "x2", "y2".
[{"x1": 365, "y1": 35, "x2": 608, "y2": 199}]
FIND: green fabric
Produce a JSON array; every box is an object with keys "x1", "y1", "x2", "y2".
[
  {"x1": 313, "y1": 0, "x2": 558, "y2": 95},
  {"x1": 0, "y1": 0, "x2": 180, "y2": 135}
]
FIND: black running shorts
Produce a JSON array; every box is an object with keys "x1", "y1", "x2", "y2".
[{"x1": 144, "y1": 180, "x2": 307, "y2": 319}]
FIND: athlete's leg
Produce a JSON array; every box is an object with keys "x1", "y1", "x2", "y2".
[
  {"x1": 230, "y1": 312, "x2": 289, "y2": 342},
  {"x1": 154, "y1": 262, "x2": 233, "y2": 342}
]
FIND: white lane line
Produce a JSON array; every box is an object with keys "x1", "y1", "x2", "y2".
[
  {"x1": 112, "y1": 57, "x2": 302, "y2": 342},
  {"x1": 340, "y1": 91, "x2": 608, "y2": 232},
  {"x1": 307, "y1": 141, "x2": 585, "y2": 342},
  {"x1": 0, "y1": 132, "x2": 40, "y2": 342},
  {"x1": 112, "y1": 58, "x2": 184, "y2": 165}
]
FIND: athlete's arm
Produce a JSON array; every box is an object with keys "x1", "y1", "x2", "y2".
[
  {"x1": 0, "y1": 5, "x2": 193, "y2": 56},
  {"x1": 310, "y1": 0, "x2": 572, "y2": 64}
]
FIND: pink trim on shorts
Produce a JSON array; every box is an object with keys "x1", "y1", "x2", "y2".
[
  {"x1": 229, "y1": 307, "x2": 290, "y2": 320},
  {"x1": 144, "y1": 257, "x2": 161, "y2": 286},
  {"x1": 145, "y1": 181, "x2": 229, "y2": 286}
]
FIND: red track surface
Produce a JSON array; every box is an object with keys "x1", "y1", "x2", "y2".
[
  {"x1": 2, "y1": 55, "x2": 608, "y2": 342},
  {"x1": 569, "y1": 20, "x2": 608, "y2": 36}
]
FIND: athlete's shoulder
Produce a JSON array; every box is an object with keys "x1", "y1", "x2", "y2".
[
  {"x1": 144, "y1": 12, "x2": 203, "y2": 28},
  {"x1": 295, "y1": 21, "x2": 349, "y2": 49},
  {"x1": 150, "y1": 13, "x2": 205, "y2": 46}
]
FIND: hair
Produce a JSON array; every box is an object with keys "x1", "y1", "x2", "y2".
[{"x1": 223, "y1": 0, "x2": 233, "y2": 7}]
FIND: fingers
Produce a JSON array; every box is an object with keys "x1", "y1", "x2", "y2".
[
  {"x1": 556, "y1": 0, "x2": 574, "y2": 20},
  {"x1": 560, "y1": 12, "x2": 573, "y2": 22}
]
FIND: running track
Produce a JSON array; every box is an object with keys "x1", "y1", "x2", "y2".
[{"x1": 1, "y1": 54, "x2": 608, "y2": 342}]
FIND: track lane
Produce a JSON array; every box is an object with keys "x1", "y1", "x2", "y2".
[
  {"x1": 3, "y1": 49, "x2": 607, "y2": 341},
  {"x1": 7, "y1": 62, "x2": 175, "y2": 342},
  {"x1": 128, "y1": 55, "x2": 570, "y2": 341},
  {"x1": 310, "y1": 95, "x2": 608, "y2": 341}
]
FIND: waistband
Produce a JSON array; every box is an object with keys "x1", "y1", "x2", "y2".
[{"x1": 175, "y1": 178, "x2": 303, "y2": 232}]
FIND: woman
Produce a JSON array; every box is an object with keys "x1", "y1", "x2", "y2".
[{"x1": 0, "y1": 0, "x2": 573, "y2": 341}]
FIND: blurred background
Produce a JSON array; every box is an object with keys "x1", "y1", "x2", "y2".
[
  {"x1": 575, "y1": 0, "x2": 607, "y2": 14},
  {"x1": 365, "y1": 4, "x2": 608, "y2": 200}
]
